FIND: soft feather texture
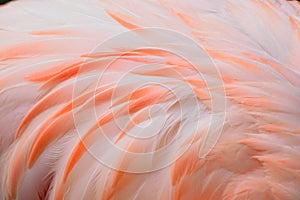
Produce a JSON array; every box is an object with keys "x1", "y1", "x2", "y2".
[{"x1": 0, "y1": 0, "x2": 300, "y2": 200}]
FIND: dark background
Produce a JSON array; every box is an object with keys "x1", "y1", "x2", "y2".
[{"x1": 0, "y1": 0, "x2": 14, "y2": 5}]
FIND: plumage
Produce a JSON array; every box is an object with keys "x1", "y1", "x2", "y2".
[{"x1": 0, "y1": 0, "x2": 300, "y2": 199}]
